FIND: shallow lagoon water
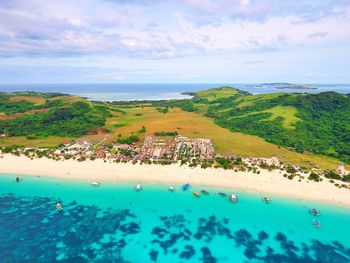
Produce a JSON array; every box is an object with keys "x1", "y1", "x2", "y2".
[{"x1": 1, "y1": 173, "x2": 350, "y2": 262}]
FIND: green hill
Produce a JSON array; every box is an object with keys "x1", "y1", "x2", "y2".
[
  {"x1": 0, "y1": 92, "x2": 110, "y2": 139},
  {"x1": 184, "y1": 87, "x2": 350, "y2": 164}
]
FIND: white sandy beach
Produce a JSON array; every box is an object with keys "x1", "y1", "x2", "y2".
[{"x1": 0, "y1": 154, "x2": 349, "y2": 207}]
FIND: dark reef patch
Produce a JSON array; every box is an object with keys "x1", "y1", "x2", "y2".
[
  {"x1": 0, "y1": 194, "x2": 138, "y2": 262},
  {"x1": 194, "y1": 215, "x2": 233, "y2": 242},
  {"x1": 179, "y1": 245, "x2": 196, "y2": 259},
  {"x1": 200, "y1": 247, "x2": 217, "y2": 263},
  {"x1": 149, "y1": 249, "x2": 159, "y2": 262}
]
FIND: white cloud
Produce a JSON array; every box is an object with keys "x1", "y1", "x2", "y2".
[{"x1": 0, "y1": 0, "x2": 349, "y2": 61}]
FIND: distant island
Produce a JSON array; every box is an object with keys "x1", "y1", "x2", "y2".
[{"x1": 254, "y1": 83, "x2": 317, "y2": 90}]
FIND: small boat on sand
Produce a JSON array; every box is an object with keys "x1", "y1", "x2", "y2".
[
  {"x1": 193, "y1": 192, "x2": 200, "y2": 198},
  {"x1": 309, "y1": 208, "x2": 320, "y2": 216},
  {"x1": 90, "y1": 182, "x2": 100, "y2": 187},
  {"x1": 201, "y1": 189, "x2": 209, "y2": 195},
  {"x1": 135, "y1": 184, "x2": 143, "y2": 191},
  {"x1": 218, "y1": 192, "x2": 227, "y2": 197},
  {"x1": 230, "y1": 194, "x2": 239, "y2": 203},
  {"x1": 182, "y1": 184, "x2": 190, "y2": 191},
  {"x1": 262, "y1": 197, "x2": 271, "y2": 203},
  {"x1": 312, "y1": 219, "x2": 321, "y2": 228},
  {"x1": 168, "y1": 186, "x2": 175, "y2": 192}
]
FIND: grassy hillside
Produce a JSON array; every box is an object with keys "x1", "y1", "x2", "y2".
[
  {"x1": 80, "y1": 105, "x2": 340, "y2": 170},
  {"x1": 192, "y1": 86, "x2": 249, "y2": 102},
  {"x1": 183, "y1": 87, "x2": 350, "y2": 164}
]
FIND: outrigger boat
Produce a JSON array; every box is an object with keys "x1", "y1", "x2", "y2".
[
  {"x1": 168, "y1": 186, "x2": 175, "y2": 192},
  {"x1": 135, "y1": 184, "x2": 143, "y2": 192},
  {"x1": 56, "y1": 202, "x2": 63, "y2": 214},
  {"x1": 182, "y1": 184, "x2": 190, "y2": 191},
  {"x1": 90, "y1": 181, "x2": 100, "y2": 187},
  {"x1": 312, "y1": 219, "x2": 321, "y2": 228},
  {"x1": 201, "y1": 189, "x2": 209, "y2": 195},
  {"x1": 193, "y1": 192, "x2": 200, "y2": 198},
  {"x1": 262, "y1": 197, "x2": 271, "y2": 204},
  {"x1": 309, "y1": 208, "x2": 320, "y2": 216},
  {"x1": 230, "y1": 194, "x2": 239, "y2": 203}
]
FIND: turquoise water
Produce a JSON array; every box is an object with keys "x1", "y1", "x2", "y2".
[{"x1": 1, "y1": 173, "x2": 350, "y2": 262}]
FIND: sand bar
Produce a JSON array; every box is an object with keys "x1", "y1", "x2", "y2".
[{"x1": 0, "y1": 154, "x2": 350, "y2": 207}]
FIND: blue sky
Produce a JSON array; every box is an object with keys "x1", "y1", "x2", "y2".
[{"x1": 0, "y1": 0, "x2": 350, "y2": 84}]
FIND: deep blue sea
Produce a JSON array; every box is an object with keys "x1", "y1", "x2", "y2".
[
  {"x1": 1, "y1": 173, "x2": 350, "y2": 262},
  {"x1": 0, "y1": 83, "x2": 350, "y2": 101}
]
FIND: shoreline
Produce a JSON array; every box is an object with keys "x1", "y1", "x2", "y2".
[{"x1": 1, "y1": 154, "x2": 350, "y2": 208}]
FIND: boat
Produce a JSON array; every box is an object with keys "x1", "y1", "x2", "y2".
[
  {"x1": 56, "y1": 202, "x2": 63, "y2": 213},
  {"x1": 168, "y1": 186, "x2": 175, "y2": 192},
  {"x1": 201, "y1": 189, "x2": 209, "y2": 195},
  {"x1": 312, "y1": 219, "x2": 321, "y2": 228},
  {"x1": 230, "y1": 194, "x2": 239, "y2": 203},
  {"x1": 182, "y1": 184, "x2": 190, "y2": 191},
  {"x1": 90, "y1": 181, "x2": 100, "y2": 187},
  {"x1": 193, "y1": 192, "x2": 200, "y2": 198},
  {"x1": 309, "y1": 208, "x2": 320, "y2": 216},
  {"x1": 135, "y1": 184, "x2": 143, "y2": 192},
  {"x1": 218, "y1": 192, "x2": 227, "y2": 197},
  {"x1": 262, "y1": 197, "x2": 270, "y2": 203}
]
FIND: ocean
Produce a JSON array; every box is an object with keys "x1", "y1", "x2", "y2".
[
  {"x1": 0, "y1": 83, "x2": 350, "y2": 101},
  {"x1": 1, "y1": 173, "x2": 350, "y2": 262}
]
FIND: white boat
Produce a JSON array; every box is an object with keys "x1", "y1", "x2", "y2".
[
  {"x1": 230, "y1": 194, "x2": 238, "y2": 203},
  {"x1": 90, "y1": 181, "x2": 100, "y2": 187},
  {"x1": 135, "y1": 184, "x2": 143, "y2": 191},
  {"x1": 56, "y1": 202, "x2": 63, "y2": 213},
  {"x1": 262, "y1": 197, "x2": 270, "y2": 203},
  {"x1": 168, "y1": 186, "x2": 175, "y2": 192},
  {"x1": 309, "y1": 208, "x2": 320, "y2": 216},
  {"x1": 312, "y1": 219, "x2": 321, "y2": 228}
]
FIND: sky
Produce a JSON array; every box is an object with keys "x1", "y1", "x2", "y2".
[{"x1": 0, "y1": 0, "x2": 350, "y2": 84}]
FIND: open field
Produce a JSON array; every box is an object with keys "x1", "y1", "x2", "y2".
[
  {"x1": 7, "y1": 94, "x2": 86, "y2": 105},
  {"x1": 263, "y1": 105, "x2": 301, "y2": 129},
  {"x1": 236, "y1": 92, "x2": 286, "y2": 108},
  {"x1": 0, "y1": 136, "x2": 73, "y2": 148},
  {"x1": 48, "y1": 95, "x2": 87, "y2": 104},
  {"x1": 8, "y1": 95, "x2": 46, "y2": 105},
  {"x1": 96, "y1": 106, "x2": 341, "y2": 170}
]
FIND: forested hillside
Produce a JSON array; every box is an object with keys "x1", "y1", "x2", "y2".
[
  {"x1": 0, "y1": 93, "x2": 110, "y2": 138},
  {"x1": 183, "y1": 88, "x2": 350, "y2": 164}
]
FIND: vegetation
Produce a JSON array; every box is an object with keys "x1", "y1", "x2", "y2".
[
  {"x1": 117, "y1": 135, "x2": 139, "y2": 144},
  {"x1": 154, "y1": 131, "x2": 178, "y2": 136},
  {"x1": 156, "y1": 107, "x2": 169, "y2": 114},
  {"x1": 1, "y1": 88, "x2": 349, "y2": 170},
  {"x1": 0, "y1": 101, "x2": 110, "y2": 137},
  {"x1": 192, "y1": 86, "x2": 249, "y2": 102},
  {"x1": 308, "y1": 172, "x2": 320, "y2": 182},
  {"x1": 324, "y1": 170, "x2": 342, "y2": 180},
  {"x1": 175, "y1": 87, "x2": 350, "y2": 164}
]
